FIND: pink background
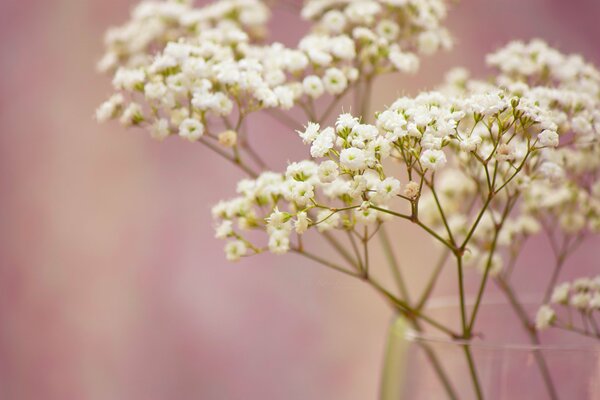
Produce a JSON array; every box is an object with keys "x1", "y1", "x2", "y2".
[{"x1": 1, "y1": 1, "x2": 599, "y2": 399}]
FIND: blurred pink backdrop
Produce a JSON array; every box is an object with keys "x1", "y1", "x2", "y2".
[{"x1": 1, "y1": 1, "x2": 599, "y2": 399}]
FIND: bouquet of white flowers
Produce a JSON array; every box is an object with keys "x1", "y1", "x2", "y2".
[{"x1": 97, "y1": 1, "x2": 600, "y2": 398}]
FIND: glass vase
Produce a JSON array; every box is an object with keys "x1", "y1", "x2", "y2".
[{"x1": 380, "y1": 298, "x2": 600, "y2": 400}]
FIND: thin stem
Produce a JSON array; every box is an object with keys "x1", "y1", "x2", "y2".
[
  {"x1": 463, "y1": 345, "x2": 484, "y2": 400},
  {"x1": 291, "y1": 248, "x2": 360, "y2": 278},
  {"x1": 456, "y1": 254, "x2": 468, "y2": 335},
  {"x1": 496, "y1": 278, "x2": 560, "y2": 400},
  {"x1": 378, "y1": 226, "x2": 411, "y2": 301},
  {"x1": 416, "y1": 249, "x2": 451, "y2": 310},
  {"x1": 362, "y1": 227, "x2": 370, "y2": 278},
  {"x1": 467, "y1": 195, "x2": 515, "y2": 334},
  {"x1": 198, "y1": 138, "x2": 258, "y2": 178}
]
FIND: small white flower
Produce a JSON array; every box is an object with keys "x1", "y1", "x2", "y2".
[
  {"x1": 318, "y1": 160, "x2": 339, "y2": 183},
  {"x1": 537, "y1": 129, "x2": 559, "y2": 147},
  {"x1": 151, "y1": 118, "x2": 171, "y2": 141},
  {"x1": 535, "y1": 305, "x2": 556, "y2": 330},
  {"x1": 420, "y1": 149, "x2": 447, "y2": 171},
  {"x1": 298, "y1": 122, "x2": 320, "y2": 144},
  {"x1": 95, "y1": 94, "x2": 124, "y2": 123},
  {"x1": 459, "y1": 135, "x2": 482, "y2": 152},
  {"x1": 178, "y1": 118, "x2": 204, "y2": 141},
  {"x1": 144, "y1": 82, "x2": 167, "y2": 100},
  {"x1": 119, "y1": 103, "x2": 143, "y2": 126},
  {"x1": 268, "y1": 230, "x2": 290, "y2": 254},
  {"x1": 321, "y1": 10, "x2": 346, "y2": 34},
  {"x1": 302, "y1": 75, "x2": 325, "y2": 99},
  {"x1": 571, "y1": 292, "x2": 591, "y2": 310},
  {"x1": 551, "y1": 282, "x2": 571, "y2": 304},
  {"x1": 323, "y1": 68, "x2": 348, "y2": 95},
  {"x1": 336, "y1": 113, "x2": 359, "y2": 133},
  {"x1": 225, "y1": 240, "x2": 247, "y2": 262},
  {"x1": 376, "y1": 177, "x2": 401, "y2": 202},
  {"x1": 340, "y1": 147, "x2": 367, "y2": 171},
  {"x1": 294, "y1": 212, "x2": 310, "y2": 234},
  {"x1": 215, "y1": 220, "x2": 234, "y2": 239},
  {"x1": 418, "y1": 31, "x2": 440, "y2": 55},
  {"x1": 310, "y1": 127, "x2": 336, "y2": 158},
  {"x1": 539, "y1": 162, "x2": 564, "y2": 181}
]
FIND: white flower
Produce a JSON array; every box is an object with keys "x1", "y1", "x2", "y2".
[
  {"x1": 321, "y1": 10, "x2": 346, "y2": 34},
  {"x1": 571, "y1": 292, "x2": 591, "y2": 310},
  {"x1": 340, "y1": 147, "x2": 367, "y2": 171},
  {"x1": 119, "y1": 103, "x2": 143, "y2": 126},
  {"x1": 535, "y1": 305, "x2": 556, "y2": 330},
  {"x1": 550, "y1": 282, "x2": 570, "y2": 304},
  {"x1": 376, "y1": 177, "x2": 401, "y2": 202},
  {"x1": 225, "y1": 240, "x2": 247, "y2": 262},
  {"x1": 215, "y1": 220, "x2": 234, "y2": 239},
  {"x1": 294, "y1": 212, "x2": 310, "y2": 234},
  {"x1": 537, "y1": 129, "x2": 559, "y2": 147},
  {"x1": 355, "y1": 206, "x2": 378, "y2": 225},
  {"x1": 376, "y1": 19, "x2": 399, "y2": 41},
  {"x1": 420, "y1": 149, "x2": 447, "y2": 171},
  {"x1": 268, "y1": 230, "x2": 290, "y2": 254},
  {"x1": 539, "y1": 162, "x2": 564, "y2": 181},
  {"x1": 318, "y1": 160, "x2": 339, "y2": 183},
  {"x1": 144, "y1": 82, "x2": 167, "y2": 100},
  {"x1": 96, "y1": 94, "x2": 124, "y2": 122},
  {"x1": 298, "y1": 122, "x2": 320, "y2": 144},
  {"x1": 310, "y1": 127, "x2": 336, "y2": 158},
  {"x1": 459, "y1": 135, "x2": 482, "y2": 152},
  {"x1": 151, "y1": 118, "x2": 171, "y2": 141},
  {"x1": 418, "y1": 31, "x2": 440, "y2": 55},
  {"x1": 290, "y1": 181, "x2": 314, "y2": 205},
  {"x1": 302, "y1": 75, "x2": 325, "y2": 99},
  {"x1": 389, "y1": 49, "x2": 419, "y2": 73},
  {"x1": 178, "y1": 118, "x2": 204, "y2": 141},
  {"x1": 336, "y1": 113, "x2": 359, "y2": 132},
  {"x1": 323, "y1": 68, "x2": 348, "y2": 95},
  {"x1": 266, "y1": 208, "x2": 292, "y2": 233}
]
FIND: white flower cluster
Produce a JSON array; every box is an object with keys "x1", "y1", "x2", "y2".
[
  {"x1": 442, "y1": 40, "x2": 600, "y2": 252},
  {"x1": 213, "y1": 87, "x2": 556, "y2": 259},
  {"x1": 98, "y1": 0, "x2": 270, "y2": 73},
  {"x1": 536, "y1": 276, "x2": 600, "y2": 331},
  {"x1": 303, "y1": 0, "x2": 452, "y2": 73},
  {"x1": 96, "y1": 0, "x2": 452, "y2": 145}
]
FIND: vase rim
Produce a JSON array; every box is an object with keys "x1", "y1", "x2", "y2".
[{"x1": 398, "y1": 295, "x2": 600, "y2": 353}]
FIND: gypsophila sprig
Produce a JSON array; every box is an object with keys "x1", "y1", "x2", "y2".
[{"x1": 98, "y1": 4, "x2": 600, "y2": 397}]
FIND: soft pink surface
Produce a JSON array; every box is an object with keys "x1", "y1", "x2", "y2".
[{"x1": 1, "y1": 1, "x2": 599, "y2": 399}]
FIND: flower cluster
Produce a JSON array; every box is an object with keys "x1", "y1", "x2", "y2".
[
  {"x1": 213, "y1": 87, "x2": 558, "y2": 260},
  {"x1": 439, "y1": 40, "x2": 600, "y2": 280},
  {"x1": 98, "y1": 0, "x2": 270, "y2": 73},
  {"x1": 302, "y1": 0, "x2": 452, "y2": 74},
  {"x1": 536, "y1": 276, "x2": 600, "y2": 332},
  {"x1": 96, "y1": 0, "x2": 452, "y2": 146}
]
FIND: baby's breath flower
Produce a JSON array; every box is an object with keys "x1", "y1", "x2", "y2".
[
  {"x1": 420, "y1": 149, "x2": 447, "y2": 171},
  {"x1": 225, "y1": 240, "x2": 247, "y2": 262},
  {"x1": 218, "y1": 130, "x2": 238, "y2": 147},
  {"x1": 535, "y1": 305, "x2": 556, "y2": 331},
  {"x1": 178, "y1": 118, "x2": 204, "y2": 141}
]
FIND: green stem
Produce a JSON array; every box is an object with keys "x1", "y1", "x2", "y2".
[
  {"x1": 463, "y1": 345, "x2": 484, "y2": 400},
  {"x1": 378, "y1": 226, "x2": 411, "y2": 302}
]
